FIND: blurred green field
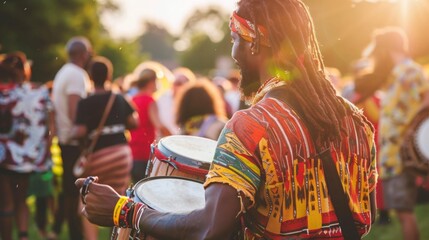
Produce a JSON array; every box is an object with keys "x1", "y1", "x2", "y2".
[{"x1": 365, "y1": 204, "x2": 429, "y2": 240}]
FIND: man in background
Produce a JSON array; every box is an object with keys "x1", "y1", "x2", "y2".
[
  {"x1": 368, "y1": 27, "x2": 429, "y2": 240},
  {"x1": 52, "y1": 36, "x2": 92, "y2": 240}
]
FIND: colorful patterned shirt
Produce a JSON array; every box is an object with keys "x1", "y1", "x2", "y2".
[
  {"x1": 379, "y1": 59, "x2": 429, "y2": 179},
  {"x1": 0, "y1": 83, "x2": 53, "y2": 173},
  {"x1": 204, "y1": 97, "x2": 377, "y2": 239}
]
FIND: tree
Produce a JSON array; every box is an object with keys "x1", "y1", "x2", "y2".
[
  {"x1": 0, "y1": 0, "x2": 143, "y2": 83},
  {"x1": 136, "y1": 22, "x2": 177, "y2": 68},
  {"x1": 98, "y1": 39, "x2": 146, "y2": 79},
  {"x1": 179, "y1": 6, "x2": 232, "y2": 75}
]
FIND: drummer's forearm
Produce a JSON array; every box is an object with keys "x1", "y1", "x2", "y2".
[
  {"x1": 139, "y1": 209, "x2": 212, "y2": 240},
  {"x1": 138, "y1": 183, "x2": 242, "y2": 239}
]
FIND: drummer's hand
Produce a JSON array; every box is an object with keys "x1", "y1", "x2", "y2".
[{"x1": 75, "y1": 177, "x2": 121, "y2": 227}]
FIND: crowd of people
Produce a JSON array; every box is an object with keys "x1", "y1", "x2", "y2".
[
  {"x1": 0, "y1": 33, "x2": 244, "y2": 240},
  {"x1": 1, "y1": 0, "x2": 429, "y2": 239}
]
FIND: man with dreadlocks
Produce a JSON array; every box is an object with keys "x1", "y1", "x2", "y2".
[{"x1": 76, "y1": 0, "x2": 377, "y2": 239}]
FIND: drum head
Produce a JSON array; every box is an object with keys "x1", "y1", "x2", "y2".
[
  {"x1": 158, "y1": 135, "x2": 217, "y2": 168},
  {"x1": 134, "y1": 177, "x2": 205, "y2": 213},
  {"x1": 415, "y1": 118, "x2": 429, "y2": 161}
]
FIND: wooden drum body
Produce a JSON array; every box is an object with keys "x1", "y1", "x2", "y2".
[{"x1": 146, "y1": 135, "x2": 217, "y2": 182}]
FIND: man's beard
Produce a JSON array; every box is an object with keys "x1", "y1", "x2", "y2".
[{"x1": 239, "y1": 67, "x2": 261, "y2": 104}]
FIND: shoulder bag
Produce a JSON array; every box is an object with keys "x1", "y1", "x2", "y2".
[{"x1": 73, "y1": 93, "x2": 116, "y2": 177}]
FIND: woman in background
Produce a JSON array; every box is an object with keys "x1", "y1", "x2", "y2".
[
  {"x1": 128, "y1": 68, "x2": 171, "y2": 183},
  {"x1": 70, "y1": 56, "x2": 138, "y2": 240},
  {"x1": 175, "y1": 78, "x2": 228, "y2": 140},
  {"x1": 0, "y1": 52, "x2": 54, "y2": 240}
]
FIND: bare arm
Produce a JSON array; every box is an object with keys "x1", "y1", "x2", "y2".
[
  {"x1": 47, "y1": 110, "x2": 56, "y2": 146},
  {"x1": 148, "y1": 102, "x2": 171, "y2": 137},
  {"x1": 421, "y1": 90, "x2": 429, "y2": 109},
  {"x1": 68, "y1": 94, "x2": 81, "y2": 123},
  {"x1": 370, "y1": 190, "x2": 376, "y2": 224},
  {"x1": 126, "y1": 112, "x2": 139, "y2": 130},
  {"x1": 124, "y1": 96, "x2": 139, "y2": 130},
  {"x1": 69, "y1": 125, "x2": 87, "y2": 140},
  {"x1": 140, "y1": 184, "x2": 242, "y2": 240},
  {"x1": 75, "y1": 180, "x2": 243, "y2": 240}
]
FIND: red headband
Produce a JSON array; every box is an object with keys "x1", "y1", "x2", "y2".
[{"x1": 230, "y1": 12, "x2": 271, "y2": 47}]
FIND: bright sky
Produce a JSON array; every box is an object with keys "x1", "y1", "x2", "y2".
[{"x1": 101, "y1": 0, "x2": 237, "y2": 40}]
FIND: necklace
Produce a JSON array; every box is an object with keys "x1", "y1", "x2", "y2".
[{"x1": 251, "y1": 77, "x2": 288, "y2": 105}]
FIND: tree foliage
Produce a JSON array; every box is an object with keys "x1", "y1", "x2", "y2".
[
  {"x1": 98, "y1": 39, "x2": 145, "y2": 79},
  {"x1": 0, "y1": 0, "x2": 101, "y2": 82},
  {"x1": 1, "y1": 1, "x2": 428, "y2": 82},
  {"x1": 0, "y1": 0, "x2": 143, "y2": 82},
  {"x1": 179, "y1": 6, "x2": 232, "y2": 75},
  {"x1": 136, "y1": 22, "x2": 177, "y2": 68},
  {"x1": 179, "y1": 1, "x2": 429, "y2": 75}
]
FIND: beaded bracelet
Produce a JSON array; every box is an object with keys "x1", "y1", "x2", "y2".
[
  {"x1": 119, "y1": 201, "x2": 135, "y2": 228},
  {"x1": 132, "y1": 202, "x2": 148, "y2": 232},
  {"x1": 113, "y1": 196, "x2": 130, "y2": 226}
]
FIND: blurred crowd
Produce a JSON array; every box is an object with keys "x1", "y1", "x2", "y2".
[
  {"x1": 1, "y1": 25, "x2": 428, "y2": 240},
  {"x1": 0, "y1": 36, "x2": 246, "y2": 240}
]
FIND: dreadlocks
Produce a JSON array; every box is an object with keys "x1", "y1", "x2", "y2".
[{"x1": 238, "y1": 0, "x2": 372, "y2": 142}]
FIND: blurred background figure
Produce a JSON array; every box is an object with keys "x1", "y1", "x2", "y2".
[
  {"x1": 212, "y1": 76, "x2": 233, "y2": 119},
  {"x1": 0, "y1": 52, "x2": 54, "y2": 240},
  {"x1": 364, "y1": 27, "x2": 429, "y2": 240},
  {"x1": 111, "y1": 75, "x2": 127, "y2": 94},
  {"x1": 70, "y1": 56, "x2": 138, "y2": 240},
  {"x1": 27, "y1": 80, "x2": 56, "y2": 240},
  {"x1": 325, "y1": 67, "x2": 343, "y2": 93},
  {"x1": 157, "y1": 67, "x2": 196, "y2": 135},
  {"x1": 175, "y1": 78, "x2": 227, "y2": 140},
  {"x1": 51, "y1": 36, "x2": 92, "y2": 240},
  {"x1": 129, "y1": 68, "x2": 171, "y2": 183},
  {"x1": 225, "y1": 72, "x2": 243, "y2": 114},
  {"x1": 122, "y1": 73, "x2": 139, "y2": 98}
]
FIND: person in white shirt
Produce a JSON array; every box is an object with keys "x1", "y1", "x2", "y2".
[{"x1": 51, "y1": 36, "x2": 92, "y2": 240}]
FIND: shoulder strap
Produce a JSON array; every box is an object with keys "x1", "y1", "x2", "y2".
[
  {"x1": 319, "y1": 149, "x2": 361, "y2": 240},
  {"x1": 86, "y1": 93, "x2": 116, "y2": 154},
  {"x1": 266, "y1": 87, "x2": 361, "y2": 240}
]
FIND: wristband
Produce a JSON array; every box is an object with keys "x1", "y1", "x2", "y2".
[
  {"x1": 113, "y1": 196, "x2": 129, "y2": 226},
  {"x1": 133, "y1": 202, "x2": 148, "y2": 232},
  {"x1": 119, "y1": 201, "x2": 135, "y2": 228}
]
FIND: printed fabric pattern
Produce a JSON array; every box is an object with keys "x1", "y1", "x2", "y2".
[
  {"x1": 0, "y1": 83, "x2": 53, "y2": 173},
  {"x1": 204, "y1": 98, "x2": 377, "y2": 239},
  {"x1": 379, "y1": 59, "x2": 429, "y2": 179}
]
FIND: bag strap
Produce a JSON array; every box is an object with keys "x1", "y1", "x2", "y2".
[
  {"x1": 319, "y1": 148, "x2": 361, "y2": 240},
  {"x1": 266, "y1": 87, "x2": 361, "y2": 239},
  {"x1": 86, "y1": 93, "x2": 116, "y2": 154}
]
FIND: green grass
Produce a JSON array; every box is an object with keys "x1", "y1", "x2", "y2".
[
  {"x1": 16, "y1": 198, "x2": 429, "y2": 239},
  {"x1": 21, "y1": 196, "x2": 111, "y2": 240},
  {"x1": 365, "y1": 203, "x2": 429, "y2": 240}
]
